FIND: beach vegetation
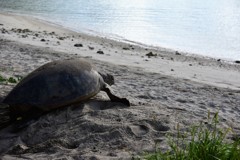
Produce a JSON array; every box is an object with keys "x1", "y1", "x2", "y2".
[
  {"x1": 0, "y1": 75, "x2": 20, "y2": 84},
  {"x1": 137, "y1": 112, "x2": 240, "y2": 160}
]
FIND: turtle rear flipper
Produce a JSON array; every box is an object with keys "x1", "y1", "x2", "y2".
[
  {"x1": 102, "y1": 87, "x2": 130, "y2": 106},
  {"x1": 12, "y1": 116, "x2": 42, "y2": 133},
  {"x1": 10, "y1": 107, "x2": 43, "y2": 132}
]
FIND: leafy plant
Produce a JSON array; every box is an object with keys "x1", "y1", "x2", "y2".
[
  {"x1": 139, "y1": 112, "x2": 240, "y2": 160},
  {"x1": 8, "y1": 77, "x2": 17, "y2": 83},
  {"x1": 0, "y1": 75, "x2": 6, "y2": 82},
  {"x1": 0, "y1": 75, "x2": 21, "y2": 84}
]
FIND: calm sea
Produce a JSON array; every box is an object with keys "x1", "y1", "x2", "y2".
[{"x1": 0, "y1": 0, "x2": 240, "y2": 60}]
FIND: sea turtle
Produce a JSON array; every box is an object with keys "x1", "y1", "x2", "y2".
[{"x1": 1, "y1": 59, "x2": 130, "y2": 124}]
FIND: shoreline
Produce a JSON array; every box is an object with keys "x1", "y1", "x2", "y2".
[
  {"x1": 0, "y1": 13, "x2": 240, "y2": 89},
  {"x1": 2, "y1": 10, "x2": 239, "y2": 63},
  {"x1": 1, "y1": 12, "x2": 240, "y2": 159},
  {"x1": 2, "y1": 9, "x2": 240, "y2": 62},
  {"x1": 1, "y1": 12, "x2": 240, "y2": 90}
]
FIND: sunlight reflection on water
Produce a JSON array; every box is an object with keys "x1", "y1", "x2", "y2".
[{"x1": 0, "y1": 0, "x2": 240, "y2": 60}]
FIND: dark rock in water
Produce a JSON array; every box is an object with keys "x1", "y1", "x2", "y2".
[
  {"x1": 40, "y1": 39, "x2": 46, "y2": 42},
  {"x1": 171, "y1": 69, "x2": 174, "y2": 71},
  {"x1": 74, "y1": 43, "x2": 83, "y2": 47},
  {"x1": 146, "y1": 52, "x2": 157, "y2": 58},
  {"x1": 217, "y1": 59, "x2": 221, "y2": 62},
  {"x1": 97, "y1": 50, "x2": 104, "y2": 54},
  {"x1": 235, "y1": 60, "x2": 240, "y2": 64},
  {"x1": 175, "y1": 51, "x2": 181, "y2": 55},
  {"x1": 0, "y1": 24, "x2": 3, "y2": 26}
]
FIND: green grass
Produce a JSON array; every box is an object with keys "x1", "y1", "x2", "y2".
[
  {"x1": 139, "y1": 112, "x2": 240, "y2": 160},
  {"x1": 0, "y1": 75, "x2": 21, "y2": 84}
]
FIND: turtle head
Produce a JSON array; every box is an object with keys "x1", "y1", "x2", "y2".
[{"x1": 99, "y1": 72, "x2": 114, "y2": 86}]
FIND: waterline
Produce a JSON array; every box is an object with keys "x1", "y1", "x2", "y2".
[{"x1": 0, "y1": 0, "x2": 240, "y2": 60}]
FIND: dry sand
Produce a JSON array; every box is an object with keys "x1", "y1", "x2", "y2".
[{"x1": 0, "y1": 12, "x2": 240, "y2": 159}]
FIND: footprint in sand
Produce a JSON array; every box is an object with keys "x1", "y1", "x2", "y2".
[
  {"x1": 127, "y1": 121, "x2": 170, "y2": 137},
  {"x1": 145, "y1": 120, "x2": 170, "y2": 132},
  {"x1": 127, "y1": 124, "x2": 149, "y2": 137}
]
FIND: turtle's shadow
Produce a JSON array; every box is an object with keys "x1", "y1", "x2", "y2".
[
  {"x1": 9, "y1": 100, "x2": 129, "y2": 132},
  {"x1": 84, "y1": 99, "x2": 130, "y2": 110}
]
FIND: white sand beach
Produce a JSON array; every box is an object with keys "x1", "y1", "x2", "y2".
[{"x1": 0, "y1": 12, "x2": 240, "y2": 159}]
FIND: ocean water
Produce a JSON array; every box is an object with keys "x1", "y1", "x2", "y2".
[{"x1": 0, "y1": 0, "x2": 240, "y2": 60}]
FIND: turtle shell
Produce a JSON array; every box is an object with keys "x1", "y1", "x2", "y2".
[{"x1": 3, "y1": 59, "x2": 104, "y2": 114}]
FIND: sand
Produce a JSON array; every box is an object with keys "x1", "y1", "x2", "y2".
[{"x1": 0, "y1": 12, "x2": 240, "y2": 159}]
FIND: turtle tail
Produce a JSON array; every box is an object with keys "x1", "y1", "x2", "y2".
[{"x1": 0, "y1": 103, "x2": 11, "y2": 129}]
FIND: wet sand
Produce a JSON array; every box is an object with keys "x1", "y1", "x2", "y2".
[{"x1": 0, "y1": 12, "x2": 240, "y2": 159}]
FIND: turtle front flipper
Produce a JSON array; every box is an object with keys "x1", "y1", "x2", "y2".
[{"x1": 102, "y1": 86, "x2": 130, "y2": 106}]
